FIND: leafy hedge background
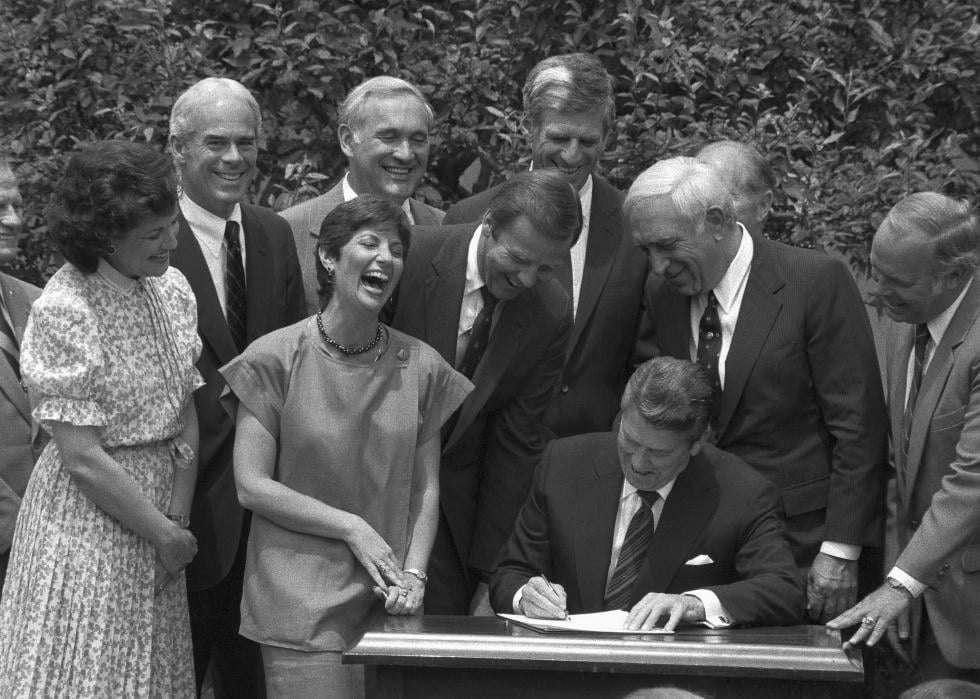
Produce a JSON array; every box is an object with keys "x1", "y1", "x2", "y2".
[{"x1": 2, "y1": 0, "x2": 978, "y2": 288}]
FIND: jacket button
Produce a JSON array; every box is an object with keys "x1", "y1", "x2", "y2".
[
  {"x1": 560, "y1": 384, "x2": 569, "y2": 393},
  {"x1": 910, "y1": 519, "x2": 920, "y2": 529},
  {"x1": 942, "y1": 563, "x2": 950, "y2": 571}
]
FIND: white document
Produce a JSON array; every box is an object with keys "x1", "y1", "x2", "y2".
[{"x1": 498, "y1": 610, "x2": 669, "y2": 634}]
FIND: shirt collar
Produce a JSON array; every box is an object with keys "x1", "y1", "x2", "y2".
[
  {"x1": 928, "y1": 277, "x2": 973, "y2": 346},
  {"x1": 179, "y1": 194, "x2": 242, "y2": 256},
  {"x1": 464, "y1": 223, "x2": 487, "y2": 297},
  {"x1": 342, "y1": 172, "x2": 415, "y2": 225},
  {"x1": 711, "y1": 223, "x2": 754, "y2": 313},
  {"x1": 621, "y1": 474, "x2": 677, "y2": 504},
  {"x1": 95, "y1": 257, "x2": 141, "y2": 293}
]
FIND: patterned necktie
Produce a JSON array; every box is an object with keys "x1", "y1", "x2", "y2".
[
  {"x1": 457, "y1": 286, "x2": 498, "y2": 379},
  {"x1": 604, "y1": 490, "x2": 660, "y2": 611},
  {"x1": 224, "y1": 220, "x2": 247, "y2": 353},
  {"x1": 902, "y1": 323, "x2": 930, "y2": 457},
  {"x1": 0, "y1": 297, "x2": 20, "y2": 380},
  {"x1": 696, "y1": 291, "x2": 722, "y2": 429}
]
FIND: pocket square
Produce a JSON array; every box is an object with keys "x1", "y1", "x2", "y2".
[{"x1": 684, "y1": 554, "x2": 714, "y2": 566}]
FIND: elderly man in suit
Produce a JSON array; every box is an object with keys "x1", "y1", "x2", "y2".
[
  {"x1": 445, "y1": 53, "x2": 648, "y2": 438},
  {"x1": 490, "y1": 357, "x2": 802, "y2": 629},
  {"x1": 629, "y1": 156, "x2": 887, "y2": 624},
  {"x1": 282, "y1": 76, "x2": 444, "y2": 314},
  {"x1": 387, "y1": 169, "x2": 578, "y2": 615},
  {"x1": 0, "y1": 159, "x2": 45, "y2": 595},
  {"x1": 168, "y1": 77, "x2": 306, "y2": 697},
  {"x1": 829, "y1": 193, "x2": 980, "y2": 682}
]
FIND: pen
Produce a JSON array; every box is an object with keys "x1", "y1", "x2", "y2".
[{"x1": 540, "y1": 573, "x2": 569, "y2": 620}]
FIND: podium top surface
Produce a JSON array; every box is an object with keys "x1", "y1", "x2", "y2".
[{"x1": 344, "y1": 615, "x2": 864, "y2": 682}]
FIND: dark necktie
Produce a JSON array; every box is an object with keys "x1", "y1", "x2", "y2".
[
  {"x1": 696, "y1": 292, "x2": 722, "y2": 429},
  {"x1": 902, "y1": 323, "x2": 930, "y2": 457},
  {"x1": 0, "y1": 299, "x2": 20, "y2": 380},
  {"x1": 224, "y1": 220, "x2": 247, "y2": 353},
  {"x1": 457, "y1": 286, "x2": 498, "y2": 379},
  {"x1": 557, "y1": 251, "x2": 573, "y2": 303},
  {"x1": 604, "y1": 490, "x2": 660, "y2": 611}
]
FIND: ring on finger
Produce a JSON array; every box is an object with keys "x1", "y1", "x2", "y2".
[
  {"x1": 861, "y1": 616, "x2": 877, "y2": 627},
  {"x1": 379, "y1": 563, "x2": 388, "y2": 572},
  {"x1": 398, "y1": 588, "x2": 408, "y2": 597}
]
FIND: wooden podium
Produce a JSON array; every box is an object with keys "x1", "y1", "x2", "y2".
[{"x1": 344, "y1": 616, "x2": 864, "y2": 698}]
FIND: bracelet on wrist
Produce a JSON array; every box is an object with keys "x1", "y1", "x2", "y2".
[
  {"x1": 404, "y1": 568, "x2": 428, "y2": 584},
  {"x1": 166, "y1": 513, "x2": 190, "y2": 529}
]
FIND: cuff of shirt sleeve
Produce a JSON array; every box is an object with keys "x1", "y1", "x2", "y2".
[
  {"x1": 888, "y1": 567, "x2": 927, "y2": 598},
  {"x1": 512, "y1": 586, "x2": 525, "y2": 614},
  {"x1": 819, "y1": 541, "x2": 861, "y2": 560},
  {"x1": 684, "y1": 590, "x2": 732, "y2": 628}
]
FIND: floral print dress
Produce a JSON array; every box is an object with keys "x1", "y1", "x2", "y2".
[{"x1": 0, "y1": 261, "x2": 202, "y2": 698}]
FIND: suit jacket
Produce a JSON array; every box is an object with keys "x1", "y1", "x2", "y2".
[
  {"x1": 646, "y1": 239, "x2": 887, "y2": 564},
  {"x1": 170, "y1": 203, "x2": 306, "y2": 590},
  {"x1": 490, "y1": 434, "x2": 803, "y2": 626},
  {"x1": 386, "y1": 223, "x2": 571, "y2": 573},
  {"x1": 282, "y1": 180, "x2": 446, "y2": 315},
  {"x1": 885, "y1": 273, "x2": 980, "y2": 668},
  {"x1": 0, "y1": 272, "x2": 45, "y2": 554},
  {"x1": 446, "y1": 176, "x2": 648, "y2": 437}
]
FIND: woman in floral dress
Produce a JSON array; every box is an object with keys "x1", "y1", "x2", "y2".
[{"x1": 0, "y1": 141, "x2": 200, "y2": 697}]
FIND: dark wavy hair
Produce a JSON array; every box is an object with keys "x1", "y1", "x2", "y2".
[
  {"x1": 46, "y1": 141, "x2": 177, "y2": 273},
  {"x1": 486, "y1": 169, "x2": 583, "y2": 246},
  {"x1": 621, "y1": 357, "x2": 715, "y2": 442},
  {"x1": 314, "y1": 195, "x2": 411, "y2": 310}
]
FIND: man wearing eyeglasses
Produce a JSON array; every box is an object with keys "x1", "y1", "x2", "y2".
[{"x1": 386, "y1": 169, "x2": 579, "y2": 615}]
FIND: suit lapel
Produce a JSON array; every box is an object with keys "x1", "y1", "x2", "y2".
[
  {"x1": 642, "y1": 453, "x2": 719, "y2": 594},
  {"x1": 171, "y1": 213, "x2": 238, "y2": 365},
  {"x1": 445, "y1": 293, "x2": 533, "y2": 450},
  {"x1": 574, "y1": 448, "x2": 623, "y2": 611},
  {"x1": 656, "y1": 289, "x2": 692, "y2": 360},
  {"x1": 570, "y1": 183, "x2": 620, "y2": 352},
  {"x1": 906, "y1": 278, "x2": 980, "y2": 490},
  {"x1": 241, "y1": 204, "x2": 272, "y2": 342},
  {"x1": 719, "y1": 241, "x2": 783, "y2": 436}
]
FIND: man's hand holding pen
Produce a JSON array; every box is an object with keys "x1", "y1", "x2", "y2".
[{"x1": 518, "y1": 575, "x2": 569, "y2": 619}]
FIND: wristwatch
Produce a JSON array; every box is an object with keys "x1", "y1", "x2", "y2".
[
  {"x1": 404, "y1": 568, "x2": 428, "y2": 584},
  {"x1": 167, "y1": 513, "x2": 190, "y2": 528}
]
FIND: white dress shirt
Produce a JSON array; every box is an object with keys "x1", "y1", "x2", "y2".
[
  {"x1": 342, "y1": 172, "x2": 416, "y2": 225},
  {"x1": 568, "y1": 174, "x2": 594, "y2": 316},
  {"x1": 455, "y1": 223, "x2": 493, "y2": 366},
  {"x1": 179, "y1": 195, "x2": 244, "y2": 316}
]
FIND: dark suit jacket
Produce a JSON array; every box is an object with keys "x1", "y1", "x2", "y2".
[
  {"x1": 0, "y1": 272, "x2": 45, "y2": 556},
  {"x1": 446, "y1": 176, "x2": 648, "y2": 437},
  {"x1": 282, "y1": 180, "x2": 446, "y2": 315},
  {"x1": 884, "y1": 273, "x2": 980, "y2": 668},
  {"x1": 170, "y1": 204, "x2": 306, "y2": 590},
  {"x1": 490, "y1": 434, "x2": 803, "y2": 626},
  {"x1": 645, "y1": 239, "x2": 887, "y2": 565},
  {"x1": 386, "y1": 223, "x2": 571, "y2": 573}
]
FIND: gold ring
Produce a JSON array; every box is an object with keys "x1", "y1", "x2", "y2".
[
  {"x1": 861, "y1": 616, "x2": 876, "y2": 627},
  {"x1": 398, "y1": 588, "x2": 408, "y2": 597}
]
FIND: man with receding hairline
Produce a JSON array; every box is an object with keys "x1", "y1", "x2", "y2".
[
  {"x1": 168, "y1": 76, "x2": 305, "y2": 697},
  {"x1": 283, "y1": 76, "x2": 444, "y2": 314},
  {"x1": 629, "y1": 156, "x2": 887, "y2": 625},
  {"x1": 446, "y1": 53, "x2": 648, "y2": 439},
  {"x1": 696, "y1": 140, "x2": 776, "y2": 241},
  {"x1": 830, "y1": 193, "x2": 980, "y2": 682},
  {"x1": 0, "y1": 159, "x2": 45, "y2": 596}
]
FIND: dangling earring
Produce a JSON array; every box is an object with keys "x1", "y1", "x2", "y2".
[{"x1": 325, "y1": 264, "x2": 334, "y2": 280}]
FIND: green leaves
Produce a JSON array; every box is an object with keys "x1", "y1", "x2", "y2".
[{"x1": 1, "y1": 0, "x2": 977, "y2": 285}]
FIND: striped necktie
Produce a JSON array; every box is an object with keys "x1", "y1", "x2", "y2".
[
  {"x1": 0, "y1": 296, "x2": 20, "y2": 380},
  {"x1": 224, "y1": 220, "x2": 247, "y2": 353},
  {"x1": 902, "y1": 323, "x2": 930, "y2": 457},
  {"x1": 604, "y1": 490, "x2": 660, "y2": 611}
]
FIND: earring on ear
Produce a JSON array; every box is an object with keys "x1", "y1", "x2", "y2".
[{"x1": 107, "y1": 244, "x2": 117, "y2": 255}]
